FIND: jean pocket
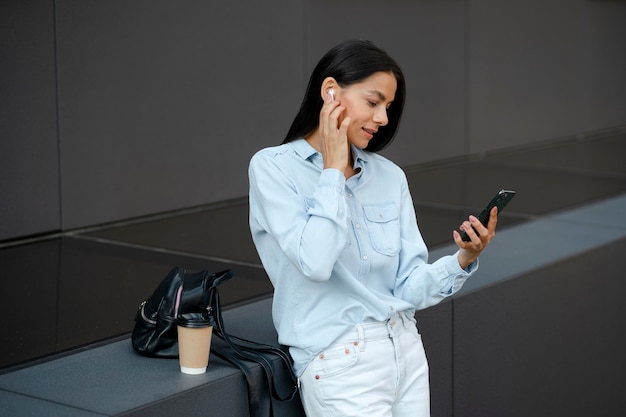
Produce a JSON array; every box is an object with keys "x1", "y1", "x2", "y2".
[
  {"x1": 363, "y1": 203, "x2": 400, "y2": 256},
  {"x1": 311, "y1": 342, "x2": 360, "y2": 379}
]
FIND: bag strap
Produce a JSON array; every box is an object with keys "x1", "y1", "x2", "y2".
[
  {"x1": 212, "y1": 288, "x2": 298, "y2": 400},
  {"x1": 211, "y1": 343, "x2": 270, "y2": 417},
  {"x1": 211, "y1": 343, "x2": 264, "y2": 417},
  {"x1": 208, "y1": 286, "x2": 298, "y2": 417}
]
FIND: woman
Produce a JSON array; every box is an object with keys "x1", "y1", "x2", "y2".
[{"x1": 248, "y1": 40, "x2": 496, "y2": 417}]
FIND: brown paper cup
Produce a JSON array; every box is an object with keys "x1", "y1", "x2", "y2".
[{"x1": 177, "y1": 325, "x2": 213, "y2": 375}]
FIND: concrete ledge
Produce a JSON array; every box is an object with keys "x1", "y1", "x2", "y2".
[{"x1": 0, "y1": 299, "x2": 304, "y2": 417}]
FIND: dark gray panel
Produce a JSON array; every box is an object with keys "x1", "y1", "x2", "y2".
[
  {"x1": 85, "y1": 198, "x2": 260, "y2": 264},
  {"x1": 582, "y1": 2, "x2": 626, "y2": 131},
  {"x1": 0, "y1": 391, "x2": 102, "y2": 417},
  {"x1": 469, "y1": 0, "x2": 584, "y2": 151},
  {"x1": 55, "y1": 238, "x2": 271, "y2": 352},
  {"x1": 406, "y1": 159, "x2": 626, "y2": 216},
  {"x1": 304, "y1": 0, "x2": 467, "y2": 166},
  {"x1": 0, "y1": 0, "x2": 60, "y2": 240},
  {"x1": 453, "y1": 238, "x2": 626, "y2": 417},
  {"x1": 56, "y1": 0, "x2": 303, "y2": 229},
  {"x1": 485, "y1": 133, "x2": 626, "y2": 176},
  {"x1": 415, "y1": 300, "x2": 453, "y2": 417},
  {"x1": 0, "y1": 237, "x2": 272, "y2": 371},
  {"x1": 0, "y1": 240, "x2": 60, "y2": 369},
  {"x1": 122, "y1": 373, "x2": 250, "y2": 417}
]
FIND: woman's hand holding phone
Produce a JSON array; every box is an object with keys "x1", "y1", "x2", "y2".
[
  {"x1": 452, "y1": 189, "x2": 515, "y2": 269},
  {"x1": 453, "y1": 206, "x2": 498, "y2": 270}
]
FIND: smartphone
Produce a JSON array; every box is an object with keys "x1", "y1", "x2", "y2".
[{"x1": 460, "y1": 189, "x2": 516, "y2": 241}]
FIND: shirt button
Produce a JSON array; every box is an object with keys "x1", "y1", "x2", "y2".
[
  {"x1": 362, "y1": 255, "x2": 368, "y2": 261},
  {"x1": 355, "y1": 223, "x2": 361, "y2": 229}
]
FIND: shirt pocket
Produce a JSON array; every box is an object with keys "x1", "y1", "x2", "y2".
[{"x1": 362, "y1": 203, "x2": 401, "y2": 256}]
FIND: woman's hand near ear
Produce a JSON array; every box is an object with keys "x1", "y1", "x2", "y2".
[{"x1": 318, "y1": 91, "x2": 351, "y2": 171}]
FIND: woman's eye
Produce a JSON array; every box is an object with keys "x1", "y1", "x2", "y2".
[{"x1": 367, "y1": 100, "x2": 377, "y2": 107}]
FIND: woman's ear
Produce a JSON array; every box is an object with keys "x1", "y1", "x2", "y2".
[{"x1": 321, "y1": 77, "x2": 338, "y2": 101}]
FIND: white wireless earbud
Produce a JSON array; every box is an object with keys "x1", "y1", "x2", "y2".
[{"x1": 328, "y1": 89, "x2": 335, "y2": 101}]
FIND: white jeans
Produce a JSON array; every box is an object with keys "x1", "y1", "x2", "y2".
[{"x1": 299, "y1": 312, "x2": 430, "y2": 417}]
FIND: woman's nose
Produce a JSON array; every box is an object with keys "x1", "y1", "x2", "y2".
[{"x1": 373, "y1": 106, "x2": 389, "y2": 126}]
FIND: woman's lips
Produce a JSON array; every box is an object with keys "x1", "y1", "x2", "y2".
[{"x1": 362, "y1": 127, "x2": 377, "y2": 139}]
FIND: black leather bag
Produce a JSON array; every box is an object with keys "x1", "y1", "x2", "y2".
[
  {"x1": 131, "y1": 267, "x2": 232, "y2": 357},
  {"x1": 132, "y1": 267, "x2": 298, "y2": 417}
]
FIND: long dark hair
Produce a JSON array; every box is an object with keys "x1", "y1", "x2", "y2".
[{"x1": 283, "y1": 40, "x2": 406, "y2": 152}]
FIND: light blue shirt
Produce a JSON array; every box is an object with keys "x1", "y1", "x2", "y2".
[{"x1": 248, "y1": 138, "x2": 477, "y2": 376}]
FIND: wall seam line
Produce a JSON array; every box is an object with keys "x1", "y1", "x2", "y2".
[{"x1": 52, "y1": 0, "x2": 64, "y2": 232}]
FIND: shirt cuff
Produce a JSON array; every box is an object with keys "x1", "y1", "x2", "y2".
[
  {"x1": 318, "y1": 168, "x2": 345, "y2": 191},
  {"x1": 439, "y1": 254, "x2": 479, "y2": 296}
]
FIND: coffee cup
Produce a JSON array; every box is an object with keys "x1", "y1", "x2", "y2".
[{"x1": 177, "y1": 313, "x2": 213, "y2": 375}]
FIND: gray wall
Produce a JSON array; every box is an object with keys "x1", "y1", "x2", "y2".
[{"x1": 2, "y1": 0, "x2": 625, "y2": 241}]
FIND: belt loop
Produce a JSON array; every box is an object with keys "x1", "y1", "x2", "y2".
[
  {"x1": 398, "y1": 310, "x2": 410, "y2": 332},
  {"x1": 387, "y1": 314, "x2": 395, "y2": 337},
  {"x1": 357, "y1": 325, "x2": 365, "y2": 352}
]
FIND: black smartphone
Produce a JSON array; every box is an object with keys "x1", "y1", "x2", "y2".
[{"x1": 460, "y1": 189, "x2": 516, "y2": 241}]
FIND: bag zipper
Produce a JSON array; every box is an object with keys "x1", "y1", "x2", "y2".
[
  {"x1": 173, "y1": 285, "x2": 183, "y2": 317},
  {"x1": 139, "y1": 301, "x2": 157, "y2": 325}
]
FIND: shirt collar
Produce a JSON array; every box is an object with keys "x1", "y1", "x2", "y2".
[
  {"x1": 290, "y1": 138, "x2": 318, "y2": 161},
  {"x1": 290, "y1": 137, "x2": 370, "y2": 169},
  {"x1": 352, "y1": 145, "x2": 369, "y2": 168}
]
